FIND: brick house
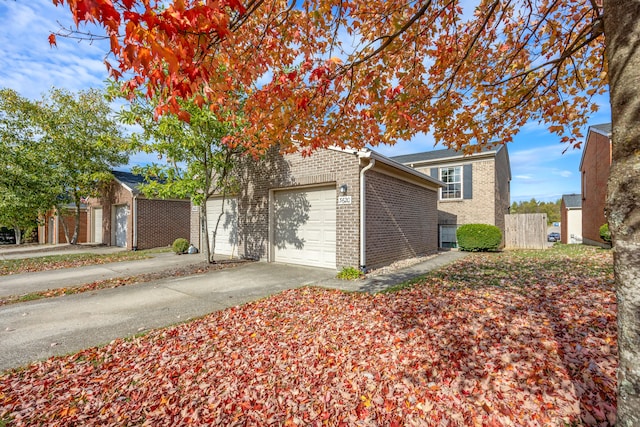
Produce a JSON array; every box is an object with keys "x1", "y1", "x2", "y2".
[
  {"x1": 87, "y1": 171, "x2": 191, "y2": 250},
  {"x1": 39, "y1": 205, "x2": 89, "y2": 244},
  {"x1": 191, "y1": 147, "x2": 442, "y2": 271},
  {"x1": 391, "y1": 145, "x2": 511, "y2": 248},
  {"x1": 560, "y1": 193, "x2": 582, "y2": 244},
  {"x1": 579, "y1": 123, "x2": 611, "y2": 247}
]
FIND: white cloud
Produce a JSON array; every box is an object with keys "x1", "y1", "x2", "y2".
[{"x1": 0, "y1": 0, "x2": 110, "y2": 99}]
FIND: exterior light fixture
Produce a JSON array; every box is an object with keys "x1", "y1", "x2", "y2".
[{"x1": 340, "y1": 184, "x2": 348, "y2": 194}]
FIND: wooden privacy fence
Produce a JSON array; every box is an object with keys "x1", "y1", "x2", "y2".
[{"x1": 504, "y1": 213, "x2": 547, "y2": 249}]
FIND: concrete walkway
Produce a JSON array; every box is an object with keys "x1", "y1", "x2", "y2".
[
  {"x1": 0, "y1": 243, "x2": 128, "y2": 260},
  {"x1": 0, "y1": 249, "x2": 467, "y2": 372}
]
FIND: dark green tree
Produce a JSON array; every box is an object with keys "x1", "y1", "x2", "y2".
[{"x1": 37, "y1": 88, "x2": 129, "y2": 244}]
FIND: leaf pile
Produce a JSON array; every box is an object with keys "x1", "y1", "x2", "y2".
[{"x1": 0, "y1": 248, "x2": 616, "y2": 426}]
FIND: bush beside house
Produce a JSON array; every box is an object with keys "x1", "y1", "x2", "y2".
[{"x1": 456, "y1": 224, "x2": 502, "y2": 252}]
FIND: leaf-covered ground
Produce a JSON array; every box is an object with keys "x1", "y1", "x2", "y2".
[{"x1": 0, "y1": 246, "x2": 616, "y2": 426}]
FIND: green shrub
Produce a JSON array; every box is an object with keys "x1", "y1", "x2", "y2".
[
  {"x1": 337, "y1": 266, "x2": 363, "y2": 280},
  {"x1": 172, "y1": 238, "x2": 190, "y2": 254},
  {"x1": 599, "y1": 223, "x2": 612, "y2": 243},
  {"x1": 456, "y1": 224, "x2": 502, "y2": 252}
]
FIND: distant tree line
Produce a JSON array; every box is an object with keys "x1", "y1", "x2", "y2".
[{"x1": 510, "y1": 199, "x2": 561, "y2": 225}]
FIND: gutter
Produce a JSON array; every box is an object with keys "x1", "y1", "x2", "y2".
[{"x1": 358, "y1": 155, "x2": 376, "y2": 272}]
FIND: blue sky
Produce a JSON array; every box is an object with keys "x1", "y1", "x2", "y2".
[{"x1": 0, "y1": 0, "x2": 612, "y2": 203}]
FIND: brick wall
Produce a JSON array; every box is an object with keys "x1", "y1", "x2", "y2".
[
  {"x1": 561, "y1": 199, "x2": 569, "y2": 244},
  {"x1": 580, "y1": 132, "x2": 611, "y2": 246},
  {"x1": 237, "y1": 148, "x2": 361, "y2": 268},
  {"x1": 494, "y1": 146, "x2": 511, "y2": 236},
  {"x1": 415, "y1": 158, "x2": 497, "y2": 227},
  {"x1": 364, "y1": 171, "x2": 438, "y2": 269},
  {"x1": 58, "y1": 210, "x2": 88, "y2": 243},
  {"x1": 136, "y1": 199, "x2": 191, "y2": 250},
  {"x1": 40, "y1": 209, "x2": 88, "y2": 244},
  {"x1": 189, "y1": 204, "x2": 201, "y2": 249},
  {"x1": 97, "y1": 182, "x2": 134, "y2": 248}
]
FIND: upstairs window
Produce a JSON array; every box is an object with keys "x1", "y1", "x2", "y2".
[{"x1": 440, "y1": 166, "x2": 462, "y2": 199}]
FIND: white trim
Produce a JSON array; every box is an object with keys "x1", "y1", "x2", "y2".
[
  {"x1": 357, "y1": 150, "x2": 444, "y2": 187},
  {"x1": 270, "y1": 184, "x2": 337, "y2": 269},
  {"x1": 268, "y1": 182, "x2": 337, "y2": 264},
  {"x1": 396, "y1": 146, "x2": 502, "y2": 167},
  {"x1": 439, "y1": 165, "x2": 463, "y2": 201}
]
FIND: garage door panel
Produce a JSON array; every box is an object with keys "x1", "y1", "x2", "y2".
[
  {"x1": 114, "y1": 205, "x2": 127, "y2": 247},
  {"x1": 93, "y1": 208, "x2": 103, "y2": 244},
  {"x1": 206, "y1": 197, "x2": 238, "y2": 256},
  {"x1": 274, "y1": 186, "x2": 336, "y2": 269}
]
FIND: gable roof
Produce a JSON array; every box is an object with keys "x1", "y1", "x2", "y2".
[
  {"x1": 590, "y1": 123, "x2": 612, "y2": 137},
  {"x1": 562, "y1": 193, "x2": 582, "y2": 209},
  {"x1": 112, "y1": 170, "x2": 149, "y2": 195},
  {"x1": 328, "y1": 146, "x2": 444, "y2": 188},
  {"x1": 579, "y1": 123, "x2": 612, "y2": 171},
  {"x1": 390, "y1": 144, "x2": 503, "y2": 165}
]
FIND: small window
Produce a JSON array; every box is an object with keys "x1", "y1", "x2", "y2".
[
  {"x1": 440, "y1": 166, "x2": 462, "y2": 199},
  {"x1": 440, "y1": 225, "x2": 459, "y2": 248}
]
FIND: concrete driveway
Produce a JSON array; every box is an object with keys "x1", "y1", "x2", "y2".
[
  {"x1": 0, "y1": 247, "x2": 467, "y2": 372},
  {"x1": 0, "y1": 251, "x2": 208, "y2": 298},
  {"x1": 0, "y1": 262, "x2": 336, "y2": 371}
]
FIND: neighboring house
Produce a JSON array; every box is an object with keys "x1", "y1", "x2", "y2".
[
  {"x1": 579, "y1": 123, "x2": 612, "y2": 247},
  {"x1": 191, "y1": 147, "x2": 442, "y2": 271},
  {"x1": 391, "y1": 145, "x2": 511, "y2": 248},
  {"x1": 87, "y1": 171, "x2": 191, "y2": 250},
  {"x1": 560, "y1": 194, "x2": 582, "y2": 244},
  {"x1": 38, "y1": 205, "x2": 89, "y2": 245}
]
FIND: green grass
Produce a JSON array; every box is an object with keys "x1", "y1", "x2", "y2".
[
  {"x1": 0, "y1": 248, "x2": 170, "y2": 276},
  {"x1": 382, "y1": 244, "x2": 613, "y2": 294}
]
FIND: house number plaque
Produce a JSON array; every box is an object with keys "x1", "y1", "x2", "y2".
[{"x1": 337, "y1": 196, "x2": 352, "y2": 205}]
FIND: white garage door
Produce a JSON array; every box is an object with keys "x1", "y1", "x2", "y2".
[
  {"x1": 206, "y1": 197, "x2": 238, "y2": 256},
  {"x1": 274, "y1": 186, "x2": 336, "y2": 269},
  {"x1": 93, "y1": 207, "x2": 103, "y2": 244},
  {"x1": 114, "y1": 205, "x2": 127, "y2": 247}
]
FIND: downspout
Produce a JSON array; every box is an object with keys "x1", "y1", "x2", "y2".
[
  {"x1": 359, "y1": 156, "x2": 375, "y2": 272},
  {"x1": 132, "y1": 195, "x2": 138, "y2": 251}
]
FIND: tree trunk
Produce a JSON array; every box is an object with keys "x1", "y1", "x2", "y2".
[
  {"x1": 57, "y1": 207, "x2": 71, "y2": 244},
  {"x1": 200, "y1": 201, "x2": 212, "y2": 263},
  {"x1": 71, "y1": 197, "x2": 81, "y2": 245},
  {"x1": 12, "y1": 224, "x2": 22, "y2": 245},
  {"x1": 604, "y1": 1, "x2": 640, "y2": 424}
]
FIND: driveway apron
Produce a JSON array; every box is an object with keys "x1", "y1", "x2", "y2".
[{"x1": 0, "y1": 262, "x2": 335, "y2": 371}]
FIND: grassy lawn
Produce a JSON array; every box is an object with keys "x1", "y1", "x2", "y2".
[
  {"x1": 0, "y1": 248, "x2": 170, "y2": 276},
  {"x1": 0, "y1": 245, "x2": 616, "y2": 426}
]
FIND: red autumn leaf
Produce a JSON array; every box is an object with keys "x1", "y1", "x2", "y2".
[{"x1": 0, "y1": 247, "x2": 616, "y2": 425}]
